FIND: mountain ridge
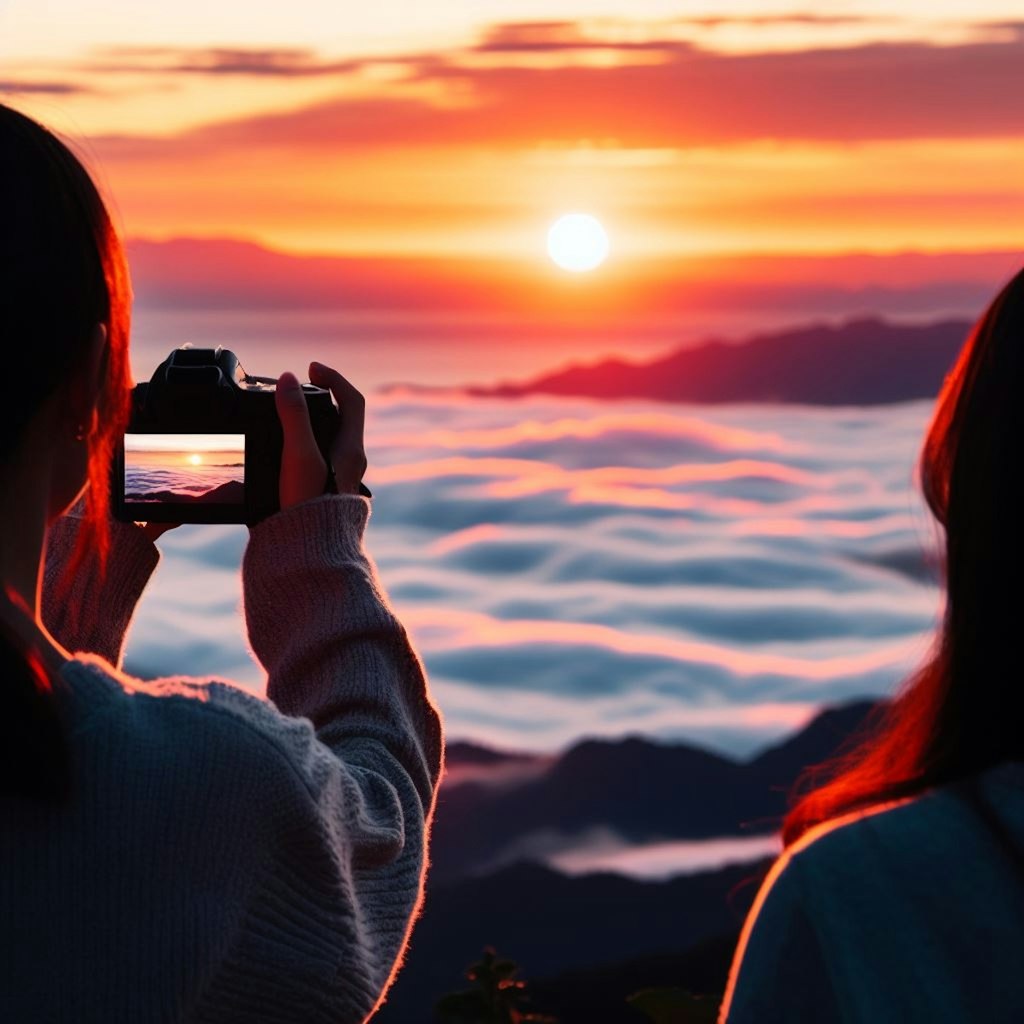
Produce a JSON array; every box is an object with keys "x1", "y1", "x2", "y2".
[
  {"x1": 432, "y1": 699, "x2": 881, "y2": 881},
  {"x1": 377, "y1": 698, "x2": 888, "y2": 1020},
  {"x1": 462, "y1": 316, "x2": 969, "y2": 405}
]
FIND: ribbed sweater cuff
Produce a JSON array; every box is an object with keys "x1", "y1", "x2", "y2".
[
  {"x1": 241, "y1": 494, "x2": 382, "y2": 688},
  {"x1": 245, "y1": 494, "x2": 370, "y2": 565},
  {"x1": 99, "y1": 519, "x2": 161, "y2": 608},
  {"x1": 43, "y1": 510, "x2": 161, "y2": 667}
]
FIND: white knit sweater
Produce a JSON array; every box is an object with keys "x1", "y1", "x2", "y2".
[{"x1": 1, "y1": 494, "x2": 443, "y2": 1023}]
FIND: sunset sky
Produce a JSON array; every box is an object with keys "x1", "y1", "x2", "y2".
[
  {"x1": 3, "y1": 1, "x2": 1024, "y2": 366},
  {"x1": 13, "y1": 2, "x2": 993, "y2": 761},
  {"x1": 124, "y1": 433, "x2": 244, "y2": 453}
]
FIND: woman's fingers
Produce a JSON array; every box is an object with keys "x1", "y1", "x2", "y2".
[
  {"x1": 274, "y1": 362, "x2": 368, "y2": 509},
  {"x1": 309, "y1": 361, "x2": 367, "y2": 495},
  {"x1": 275, "y1": 370, "x2": 329, "y2": 510}
]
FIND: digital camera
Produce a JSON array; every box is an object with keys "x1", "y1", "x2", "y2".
[{"x1": 111, "y1": 345, "x2": 369, "y2": 526}]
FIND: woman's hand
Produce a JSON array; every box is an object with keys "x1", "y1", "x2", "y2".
[{"x1": 275, "y1": 361, "x2": 367, "y2": 510}]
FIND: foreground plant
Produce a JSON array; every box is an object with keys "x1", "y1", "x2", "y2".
[{"x1": 435, "y1": 947, "x2": 559, "y2": 1024}]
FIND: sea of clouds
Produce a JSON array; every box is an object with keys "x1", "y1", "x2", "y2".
[
  {"x1": 124, "y1": 464, "x2": 245, "y2": 499},
  {"x1": 122, "y1": 391, "x2": 944, "y2": 763}
]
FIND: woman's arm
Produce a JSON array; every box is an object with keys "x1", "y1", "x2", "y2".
[
  {"x1": 235, "y1": 492, "x2": 443, "y2": 1021},
  {"x1": 41, "y1": 502, "x2": 160, "y2": 668}
]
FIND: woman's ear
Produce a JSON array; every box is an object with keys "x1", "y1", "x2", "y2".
[{"x1": 63, "y1": 324, "x2": 107, "y2": 437}]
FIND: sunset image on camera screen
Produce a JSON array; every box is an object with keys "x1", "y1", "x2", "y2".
[{"x1": 125, "y1": 433, "x2": 245, "y2": 504}]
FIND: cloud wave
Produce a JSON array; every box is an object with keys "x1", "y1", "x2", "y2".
[{"x1": 122, "y1": 393, "x2": 943, "y2": 758}]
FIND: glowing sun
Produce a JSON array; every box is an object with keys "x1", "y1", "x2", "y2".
[
  {"x1": 547, "y1": 213, "x2": 610, "y2": 272},
  {"x1": 187, "y1": 453, "x2": 203, "y2": 466}
]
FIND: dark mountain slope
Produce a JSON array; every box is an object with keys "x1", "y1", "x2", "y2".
[{"x1": 471, "y1": 318, "x2": 968, "y2": 405}]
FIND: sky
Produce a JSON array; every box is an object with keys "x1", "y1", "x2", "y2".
[
  {"x1": 3, "y1": 2, "x2": 1024, "y2": 364},
  {"x1": 125, "y1": 433, "x2": 245, "y2": 453}
]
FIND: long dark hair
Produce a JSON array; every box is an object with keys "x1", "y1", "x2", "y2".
[
  {"x1": 784, "y1": 266, "x2": 1024, "y2": 845},
  {"x1": 0, "y1": 104, "x2": 133, "y2": 804}
]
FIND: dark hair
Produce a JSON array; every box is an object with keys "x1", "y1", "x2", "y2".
[
  {"x1": 784, "y1": 266, "x2": 1024, "y2": 845},
  {"x1": 0, "y1": 104, "x2": 132, "y2": 804}
]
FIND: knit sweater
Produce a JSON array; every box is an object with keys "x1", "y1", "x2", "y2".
[
  {"x1": 1, "y1": 494, "x2": 444, "y2": 1023},
  {"x1": 719, "y1": 760, "x2": 1024, "y2": 1023}
]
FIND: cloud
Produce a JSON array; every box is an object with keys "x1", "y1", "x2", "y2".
[
  {"x1": 474, "y1": 21, "x2": 603, "y2": 53},
  {"x1": 72, "y1": 21, "x2": 1024, "y2": 155},
  {"x1": 495, "y1": 826, "x2": 782, "y2": 879},
  {"x1": 423, "y1": 681, "x2": 838, "y2": 757},
  {"x1": 473, "y1": 14, "x2": 897, "y2": 53},
  {"x1": 86, "y1": 45, "x2": 368, "y2": 78},
  {"x1": 443, "y1": 752, "x2": 553, "y2": 790},
  {"x1": 670, "y1": 14, "x2": 892, "y2": 29},
  {"x1": 373, "y1": 418, "x2": 798, "y2": 459},
  {"x1": 75, "y1": 16, "x2": 908, "y2": 80},
  {"x1": 404, "y1": 30, "x2": 1024, "y2": 147},
  {"x1": 0, "y1": 80, "x2": 91, "y2": 95},
  {"x1": 121, "y1": 392, "x2": 944, "y2": 759},
  {"x1": 405, "y1": 606, "x2": 926, "y2": 688}
]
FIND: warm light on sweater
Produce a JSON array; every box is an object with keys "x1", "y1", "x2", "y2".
[{"x1": 0, "y1": 495, "x2": 444, "y2": 1021}]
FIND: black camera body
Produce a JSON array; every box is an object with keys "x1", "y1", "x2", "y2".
[{"x1": 111, "y1": 346, "x2": 350, "y2": 526}]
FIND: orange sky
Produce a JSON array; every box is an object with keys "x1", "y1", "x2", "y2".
[
  {"x1": 3, "y1": 4, "x2": 1024, "y2": 326},
  {"x1": 124, "y1": 450, "x2": 242, "y2": 468}
]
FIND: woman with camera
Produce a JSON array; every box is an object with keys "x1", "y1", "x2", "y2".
[{"x1": 0, "y1": 103, "x2": 443, "y2": 1021}]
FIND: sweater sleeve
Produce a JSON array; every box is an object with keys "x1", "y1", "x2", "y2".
[
  {"x1": 718, "y1": 853, "x2": 839, "y2": 1024},
  {"x1": 41, "y1": 502, "x2": 160, "y2": 669},
  {"x1": 237, "y1": 493, "x2": 444, "y2": 1022}
]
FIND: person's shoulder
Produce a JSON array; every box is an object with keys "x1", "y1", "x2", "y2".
[
  {"x1": 783, "y1": 779, "x2": 985, "y2": 883},
  {"x1": 63, "y1": 653, "x2": 326, "y2": 799},
  {"x1": 792, "y1": 796, "x2": 919, "y2": 857}
]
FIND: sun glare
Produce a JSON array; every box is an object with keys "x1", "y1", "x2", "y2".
[
  {"x1": 188, "y1": 453, "x2": 203, "y2": 466},
  {"x1": 547, "y1": 213, "x2": 610, "y2": 272}
]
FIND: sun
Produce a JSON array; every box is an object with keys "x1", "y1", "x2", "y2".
[
  {"x1": 187, "y1": 453, "x2": 203, "y2": 466},
  {"x1": 547, "y1": 213, "x2": 610, "y2": 273}
]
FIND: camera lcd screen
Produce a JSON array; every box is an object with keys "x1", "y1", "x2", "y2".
[{"x1": 124, "y1": 433, "x2": 245, "y2": 506}]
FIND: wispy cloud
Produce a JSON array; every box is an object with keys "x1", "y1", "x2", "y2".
[
  {"x1": 86, "y1": 45, "x2": 369, "y2": 78},
  {"x1": 0, "y1": 79, "x2": 91, "y2": 95},
  {"x1": 473, "y1": 14, "x2": 905, "y2": 53},
  {"x1": 513, "y1": 827, "x2": 782, "y2": 880},
  {"x1": 76, "y1": 22, "x2": 1024, "y2": 151}
]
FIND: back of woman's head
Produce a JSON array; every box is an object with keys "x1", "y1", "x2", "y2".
[
  {"x1": 784, "y1": 266, "x2": 1024, "y2": 845},
  {"x1": 0, "y1": 103, "x2": 132, "y2": 804}
]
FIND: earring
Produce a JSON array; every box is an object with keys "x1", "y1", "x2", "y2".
[{"x1": 73, "y1": 423, "x2": 86, "y2": 442}]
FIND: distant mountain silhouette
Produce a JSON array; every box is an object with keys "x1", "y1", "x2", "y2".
[
  {"x1": 372, "y1": 858, "x2": 769, "y2": 1024},
  {"x1": 468, "y1": 317, "x2": 969, "y2": 405},
  {"x1": 528, "y1": 935, "x2": 739, "y2": 1024},
  {"x1": 746, "y1": 699, "x2": 882, "y2": 782},
  {"x1": 432, "y1": 700, "x2": 880, "y2": 881},
  {"x1": 372, "y1": 700, "x2": 884, "y2": 1020},
  {"x1": 446, "y1": 740, "x2": 537, "y2": 766}
]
